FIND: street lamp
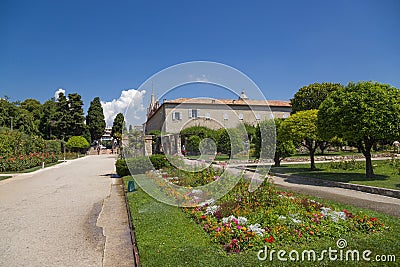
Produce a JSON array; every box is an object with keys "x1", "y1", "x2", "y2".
[{"x1": 10, "y1": 116, "x2": 13, "y2": 131}]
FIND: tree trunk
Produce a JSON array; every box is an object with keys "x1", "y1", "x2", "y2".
[
  {"x1": 305, "y1": 139, "x2": 317, "y2": 171},
  {"x1": 274, "y1": 154, "x2": 281, "y2": 167},
  {"x1": 359, "y1": 138, "x2": 375, "y2": 178},
  {"x1": 310, "y1": 149, "x2": 316, "y2": 171}
]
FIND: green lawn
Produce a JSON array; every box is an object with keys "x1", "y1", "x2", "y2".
[
  {"x1": 123, "y1": 176, "x2": 399, "y2": 266},
  {"x1": 0, "y1": 176, "x2": 12, "y2": 181},
  {"x1": 269, "y1": 160, "x2": 400, "y2": 190},
  {"x1": 0, "y1": 161, "x2": 63, "y2": 174}
]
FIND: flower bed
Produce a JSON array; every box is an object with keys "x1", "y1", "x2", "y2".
[
  {"x1": 145, "y1": 162, "x2": 387, "y2": 253},
  {"x1": 0, "y1": 152, "x2": 58, "y2": 172},
  {"x1": 185, "y1": 179, "x2": 385, "y2": 253}
]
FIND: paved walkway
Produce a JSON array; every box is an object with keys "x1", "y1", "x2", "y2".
[{"x1": 0, "y1": 155, "x2": 134, "y2": 267}]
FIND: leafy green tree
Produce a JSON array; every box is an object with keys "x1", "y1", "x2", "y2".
[
  {"x1": 20, "y1": 99, "x2": 42, "y2": 131},
  {"x1": 112, "y1": 113, "x2": 125, "y2": 145},
  {"x1": 255, "y1": 119, "x2": 295, "y2": 166},
  {"x1": 280, "y1": 110, "x2": 321, "y2": 170},
  {"x1": 86, "y1": 97, "x2": 106, "y2": 143},
  {"x1": 66, "y1": 136, "x2": 90, "y2": 153},
  {"x1": 187, "y1": 135, "x2": 201, "y2": 155},
  {"x1": 318, "y1": 81, "x2": 400, "y2": 178},
  {"x1": 290, "y1": 82, "x2": 344, "y2": 114},
  {"x1": 39, "y1": 100, "x2": 57, "y2": 139},
  {"x1": 217, "y1": 128, "x2": 245, "y2": 156}
]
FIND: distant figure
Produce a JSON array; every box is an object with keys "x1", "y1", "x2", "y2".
[
  {"x1": 181, "y1": 145, "x2": 186, "y2": 156},
  {"x1": 394, "y1": 141, "x2": 400, "y2": 153},
  {"x1": 97, "y1": 146, "x2": 101, "y2": 155}
]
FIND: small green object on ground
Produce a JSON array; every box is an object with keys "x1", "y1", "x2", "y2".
[{"x1": 127, "y1": 180, "x2": 135, "y2": 192}]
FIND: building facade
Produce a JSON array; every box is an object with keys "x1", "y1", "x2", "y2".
[{"x1": 145, "y1": 91, "x2": 291, "y2": 134}]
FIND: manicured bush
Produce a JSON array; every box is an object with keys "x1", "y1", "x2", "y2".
[
  {"x1": 149, "y1": 154, "x2": 171, "y2": 170},
  {"x1": 115, "y1": 159, "x2": 129, "y2": 177},
  {"x1": 66, "y1": 136, "x2": 90, "y2": 153}
]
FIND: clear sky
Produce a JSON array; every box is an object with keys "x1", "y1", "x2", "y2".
[{"x1": 1, "y1": 0, "x2": 399, "y2": 125}]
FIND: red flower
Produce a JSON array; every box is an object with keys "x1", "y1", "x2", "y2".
[
  {"x1": 201, "y1": 215, "x2": 206, "y2": 219},
  {"x1": 370, "y1": 217, "x2": 378, "y2": 222},
  {"x1": 265, "y1": 235, "x2": 274, "y2": 243}
]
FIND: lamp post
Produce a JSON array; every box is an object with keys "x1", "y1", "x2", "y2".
[{"x1": 10, "y1": 116, "x2": 13, "y2": 131}]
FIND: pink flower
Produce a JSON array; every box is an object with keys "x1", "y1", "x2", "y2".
[{"x1": 237, "y1": 225, "x2": 242, "y2": 230}]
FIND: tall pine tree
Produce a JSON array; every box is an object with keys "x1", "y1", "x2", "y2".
[
  {"x1": 86, "y1": 97, "x2": 106, "y2": 143},
  {"x1": 67, "y1": 93, "x2": 86, "y2": 137}
]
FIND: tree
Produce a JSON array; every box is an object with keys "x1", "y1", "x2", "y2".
[
  {"x1": 280, "y1": 110, "x2": 321, "y2": 170},
  {"x1": 86, "y1": 97, "x2": 106, "y2": 143},
  {"x1": 216, "y1": 128, "x2": 245, "y2": 156},
  {"x1": 55, "y1": 93, "x2": 70, "y2": 140},
  {"x1": 67, "y1": 93, "x2": 86, "y2": 137},
  {"x1": 66, "y1": 136, "x2": 90, "y2": 153},
  {"x1": 318, "y1": 81, "x2": 400, "y2": 178},
  {"x1": 39, "y1": 100, "x2": 57, "y2": 139},
  {"x1": 111, "y1": 113, "x2": 125, "y2": 145},
  {"x1": 290, "y1": 82, "x2": 344, "y2": 114}
]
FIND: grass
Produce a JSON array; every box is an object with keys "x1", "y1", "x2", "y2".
[
  {"x1": 0, "y1": 175, "x2": 12, "y2": 181},
  {"x1": 123, "y1": 176, "x2": 400, "y2": 266},
  {"x1": 187, "y1": 154, "x2": 256, "y2": 161},
  {"x1": 0, "y1": 161, "x2": 63, "y2": 174},
  {"x1": 269, "y1": 160, "x2": 400, "y2": 190}
]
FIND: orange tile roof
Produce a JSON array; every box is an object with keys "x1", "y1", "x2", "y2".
[{"x1": 164, "y1": 98, "x2": 291, "y2": 107}]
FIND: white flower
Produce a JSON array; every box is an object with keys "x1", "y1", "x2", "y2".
[
  {"x1": 247, "y1": 224, "x2": 265, "y2": 237},
  {"x1": 291, "y1": 218, "x2": 302, "y2": 224},
  {"x1": 205, "y1": 205, "x2": 219, "y2": 215},
  {"x1": 321, "y1": 207, "x2": 331, "y2": 216},
  {"x1": 199, "y1": 198, "x2": 215, "y2": 207},
  {"x1": 222, "y1": 215, "x2": 236, "y2": 224},
  {"x1": 191, "y1": 189, "x2": 203, "y2": 195},
  {"x1": 237, "y1": 217, "x2": 248, "y2": 225},
  {"x1": 278, "y1": 215, "x2": 287, "y2": 220}
]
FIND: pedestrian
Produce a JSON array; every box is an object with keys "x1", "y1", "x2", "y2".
[
  {"x1": 181, "y1": 144, "x2": 186, "y2": 156},
  {"x1": 97, "y1": 146, "x2": 101, "y2": 155}
]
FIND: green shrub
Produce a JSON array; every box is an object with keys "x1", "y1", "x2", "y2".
[
  {"x1": 329, "y1": 159, "x2": 363, "y2": 170},
  {"x1": 115, "y1": 159, "x2": 129, "y2": 177},
  {"x1": 115, "y1": 155, "x2": 175, "y2": 177},
  {"x1": 149, "y1": 154, "x2": 171, "y2": 169},
  {"x1": 45, "y1": 140, "x2": 61, "y2": 154},
  {"x1": 66, "y1": 136, "x2": 90, "y2": 153}
]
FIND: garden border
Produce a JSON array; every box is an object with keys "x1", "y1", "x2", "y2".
[
  {"x1": 245, "y1": 169, "x2": 400, "y2": 199},
  {"x1": 122, "y1": 180, "x2": 141, "y2": 267}
]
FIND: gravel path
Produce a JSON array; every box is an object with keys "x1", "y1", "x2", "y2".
[{"x1": 0, "y1": 155, "x2": 116, "y2": 267}]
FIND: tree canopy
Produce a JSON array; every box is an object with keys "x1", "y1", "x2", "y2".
[
  {"x1": 280, "y1": 109, "x2": 321, "y2": 170},
  {"x1": 111, "y1": 113, "x2": 125, "y2": 145},
  {"x1": 318, "y1": 81, "x2": 400, "y2": 177},
  {"x1": 86, "y1": 97, "x2": 106, "y2": 142},
  {"x1": 290, "y1": 82, "x2": 344, "y2": 113}
]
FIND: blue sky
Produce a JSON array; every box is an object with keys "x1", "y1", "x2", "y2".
[{"x1": 0, "y1": 0, "x2": 399, "y2": 125}]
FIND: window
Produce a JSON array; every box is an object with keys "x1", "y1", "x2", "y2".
[
  {"x1": 205, "y1": 112, "x2": 211, "y2": 120},
  {"x1": 172, "y1": 112, "x2": 182, "y2": 120},
  {"x1": 189, "y1": 109, "x2": 199, "y2": 118},
  {"x1": 238, "y1": 113, "x2": 243, "y2": 120},
  {"x1": 256, "y1": 113, "x2": 261, "y2": 120},
  {"x1": 224, "y1": 113, "x2": 229, "y2": 120}
]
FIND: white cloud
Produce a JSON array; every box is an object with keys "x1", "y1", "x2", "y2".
[
  {"x1": 54, "y1": 88, "x2": 66, "y2": 100},
  {"x1": 101, "y1": 89, "x2": 146, "y2": 127}
]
